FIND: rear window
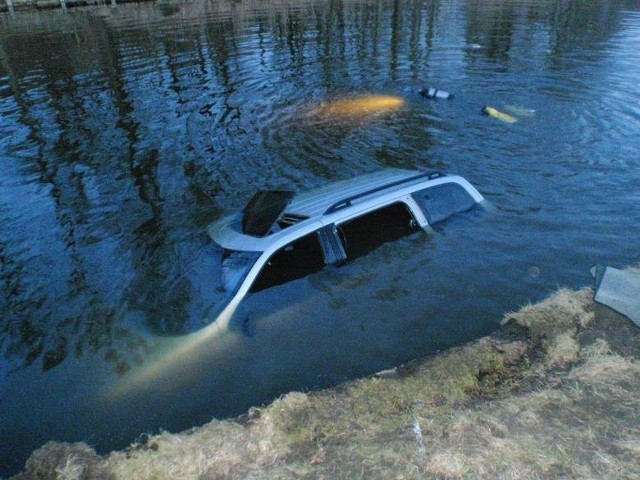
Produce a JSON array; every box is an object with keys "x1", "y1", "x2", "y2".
[
  {"x1": 412, "y1": 183, "x2": 476, "y2": 224},
  {"x1": 337, "y1": 202, "x2": 418, "y2": 260}
]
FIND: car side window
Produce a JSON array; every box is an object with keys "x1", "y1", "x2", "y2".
[
  {"x1": 412, "y1": 183, "x2": 476, "y2": 224},
  {"x1": 337, "y1": 202, "x2": 418, "y2": 260},
  {"x1": 250, "y1": 232, "x2": 325, "y2": 293}
]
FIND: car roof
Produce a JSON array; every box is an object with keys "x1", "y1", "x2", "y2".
[
  {"x1": 208, "y1": 168, "x2": 481, "y2": 252},
  {"x1": 284, "y1": 168, "x2": 437, "y2": 218}
]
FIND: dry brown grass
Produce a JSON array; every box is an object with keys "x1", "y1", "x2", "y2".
[
  {"x1": 104, "y1": 403, "x2": 293, "y2": 479},
  {"x1": 11, "y1": 285, "x2": 640, "y2": 480},
  {"x1": 503, "y1": 287, "x2": 594, "y2": 368}
]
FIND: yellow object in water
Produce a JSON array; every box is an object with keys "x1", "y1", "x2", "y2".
[
  {"x1": 482, "y1": 106, "x2": 517, "y2": 124},
  {"x1": 318, "y1": 95, "x2": 405, "y2": 117}
]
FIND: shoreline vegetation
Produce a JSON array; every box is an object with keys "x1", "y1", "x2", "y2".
[
  {"x1": 1, "y1": 0, "x2": 138, "y2": 13},
  {"x1": 0, "y1": 0, "x2": 321, "y2": 15},
  {"x1": 0, "y1": 0, "x2": 302, "y2": 14},
  {"x1": 2, "y1": 0, "x2": 116, "y2": 13},
  {"x1": 9, "y1": 276, "x2": 640, "y2": 480}
]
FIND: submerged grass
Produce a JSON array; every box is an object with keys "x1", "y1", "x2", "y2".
[{"x1": 11, "y1": 286, "x2": 640, "y2": 480}]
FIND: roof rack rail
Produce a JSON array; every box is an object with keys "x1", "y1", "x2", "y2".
[{"x1": 324, "y1": 170, "x2": 444, "y2": 215}]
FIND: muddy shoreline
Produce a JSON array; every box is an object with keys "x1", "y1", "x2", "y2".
[{"x1": 8, "y1": 281, "x2": 640, "y2": 480}]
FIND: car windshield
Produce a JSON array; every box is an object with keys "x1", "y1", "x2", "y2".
[
  {"x1": 207, "y1": 244, "x2": 261, "y2": 319},
  {"x1": 221, "y1": 248, "x2": 261, "y2": 292}
]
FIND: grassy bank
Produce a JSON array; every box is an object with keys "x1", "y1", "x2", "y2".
[{"x1": 10, "y1": 286, "x2": 640, "y2": 480}]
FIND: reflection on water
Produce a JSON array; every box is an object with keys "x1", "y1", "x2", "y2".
[
  {"x1": 312, "y1": 94, "x2": 406, "y2": 117},
  {"x1": 2, "y1": 0, "x2": 640, "y2": 475}
]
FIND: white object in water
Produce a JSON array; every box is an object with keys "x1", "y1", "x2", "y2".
[
  {"x1": 504, "y1": 104, "x2": 536, "y2": 118},
  {"x1": 418, "y1": 87, "x2": 453, "y2": 100},
  {"x1": 594, "y1": 266, "x2": 640, "y2": 326}
]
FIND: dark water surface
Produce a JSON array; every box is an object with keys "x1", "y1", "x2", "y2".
[{"x1": 1, "y1": 0, "x2": 640, "y2": 474}]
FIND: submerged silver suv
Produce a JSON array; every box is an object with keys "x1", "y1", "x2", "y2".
[{"x1": 205, "y1": 169, "x2": 484, "y2": 330}]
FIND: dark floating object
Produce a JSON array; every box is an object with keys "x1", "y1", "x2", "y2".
[
  {"x1": 242, "y1": 190, "x2": 294, "y2": 237},
  {"x1": 418, "y1": 87, "x2": 453, "y2": 100}
]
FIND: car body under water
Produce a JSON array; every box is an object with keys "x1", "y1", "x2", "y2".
[{"x1": 205, "y1": 169, "x2": 484, "y2": 331}]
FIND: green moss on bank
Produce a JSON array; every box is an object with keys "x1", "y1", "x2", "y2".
[{"x1": 10, "y1": 286, "x2": 640, "y2": 480}]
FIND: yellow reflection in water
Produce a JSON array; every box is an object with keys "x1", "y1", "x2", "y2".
[
  {"x1": 316, "y1": 95, "x2": 406, "y2": 117},
  {"x1": 107, "y1": 309, "x2": 235, "y2": 399}
]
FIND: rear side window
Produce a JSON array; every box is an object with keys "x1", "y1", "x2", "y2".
[
  {"x1": 250, "y1": 232, "x2": 325, "y2": 292},
  {"x1": 412, "y1": 183, "x2": 476, "y2": 224},
  {"x1": 338, "y1": 202, "x2": 418, "y2": 260}
]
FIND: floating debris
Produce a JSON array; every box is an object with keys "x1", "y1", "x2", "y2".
[
  {"x1": 482, "y1": 106, "x2": 518, "y2": 124},
  {"x1": 504, "y1": 104, "x2": 536, "y2": 118},
  {"x1": 418, "y1": 87, "x2": 453, "y2": 100}
]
